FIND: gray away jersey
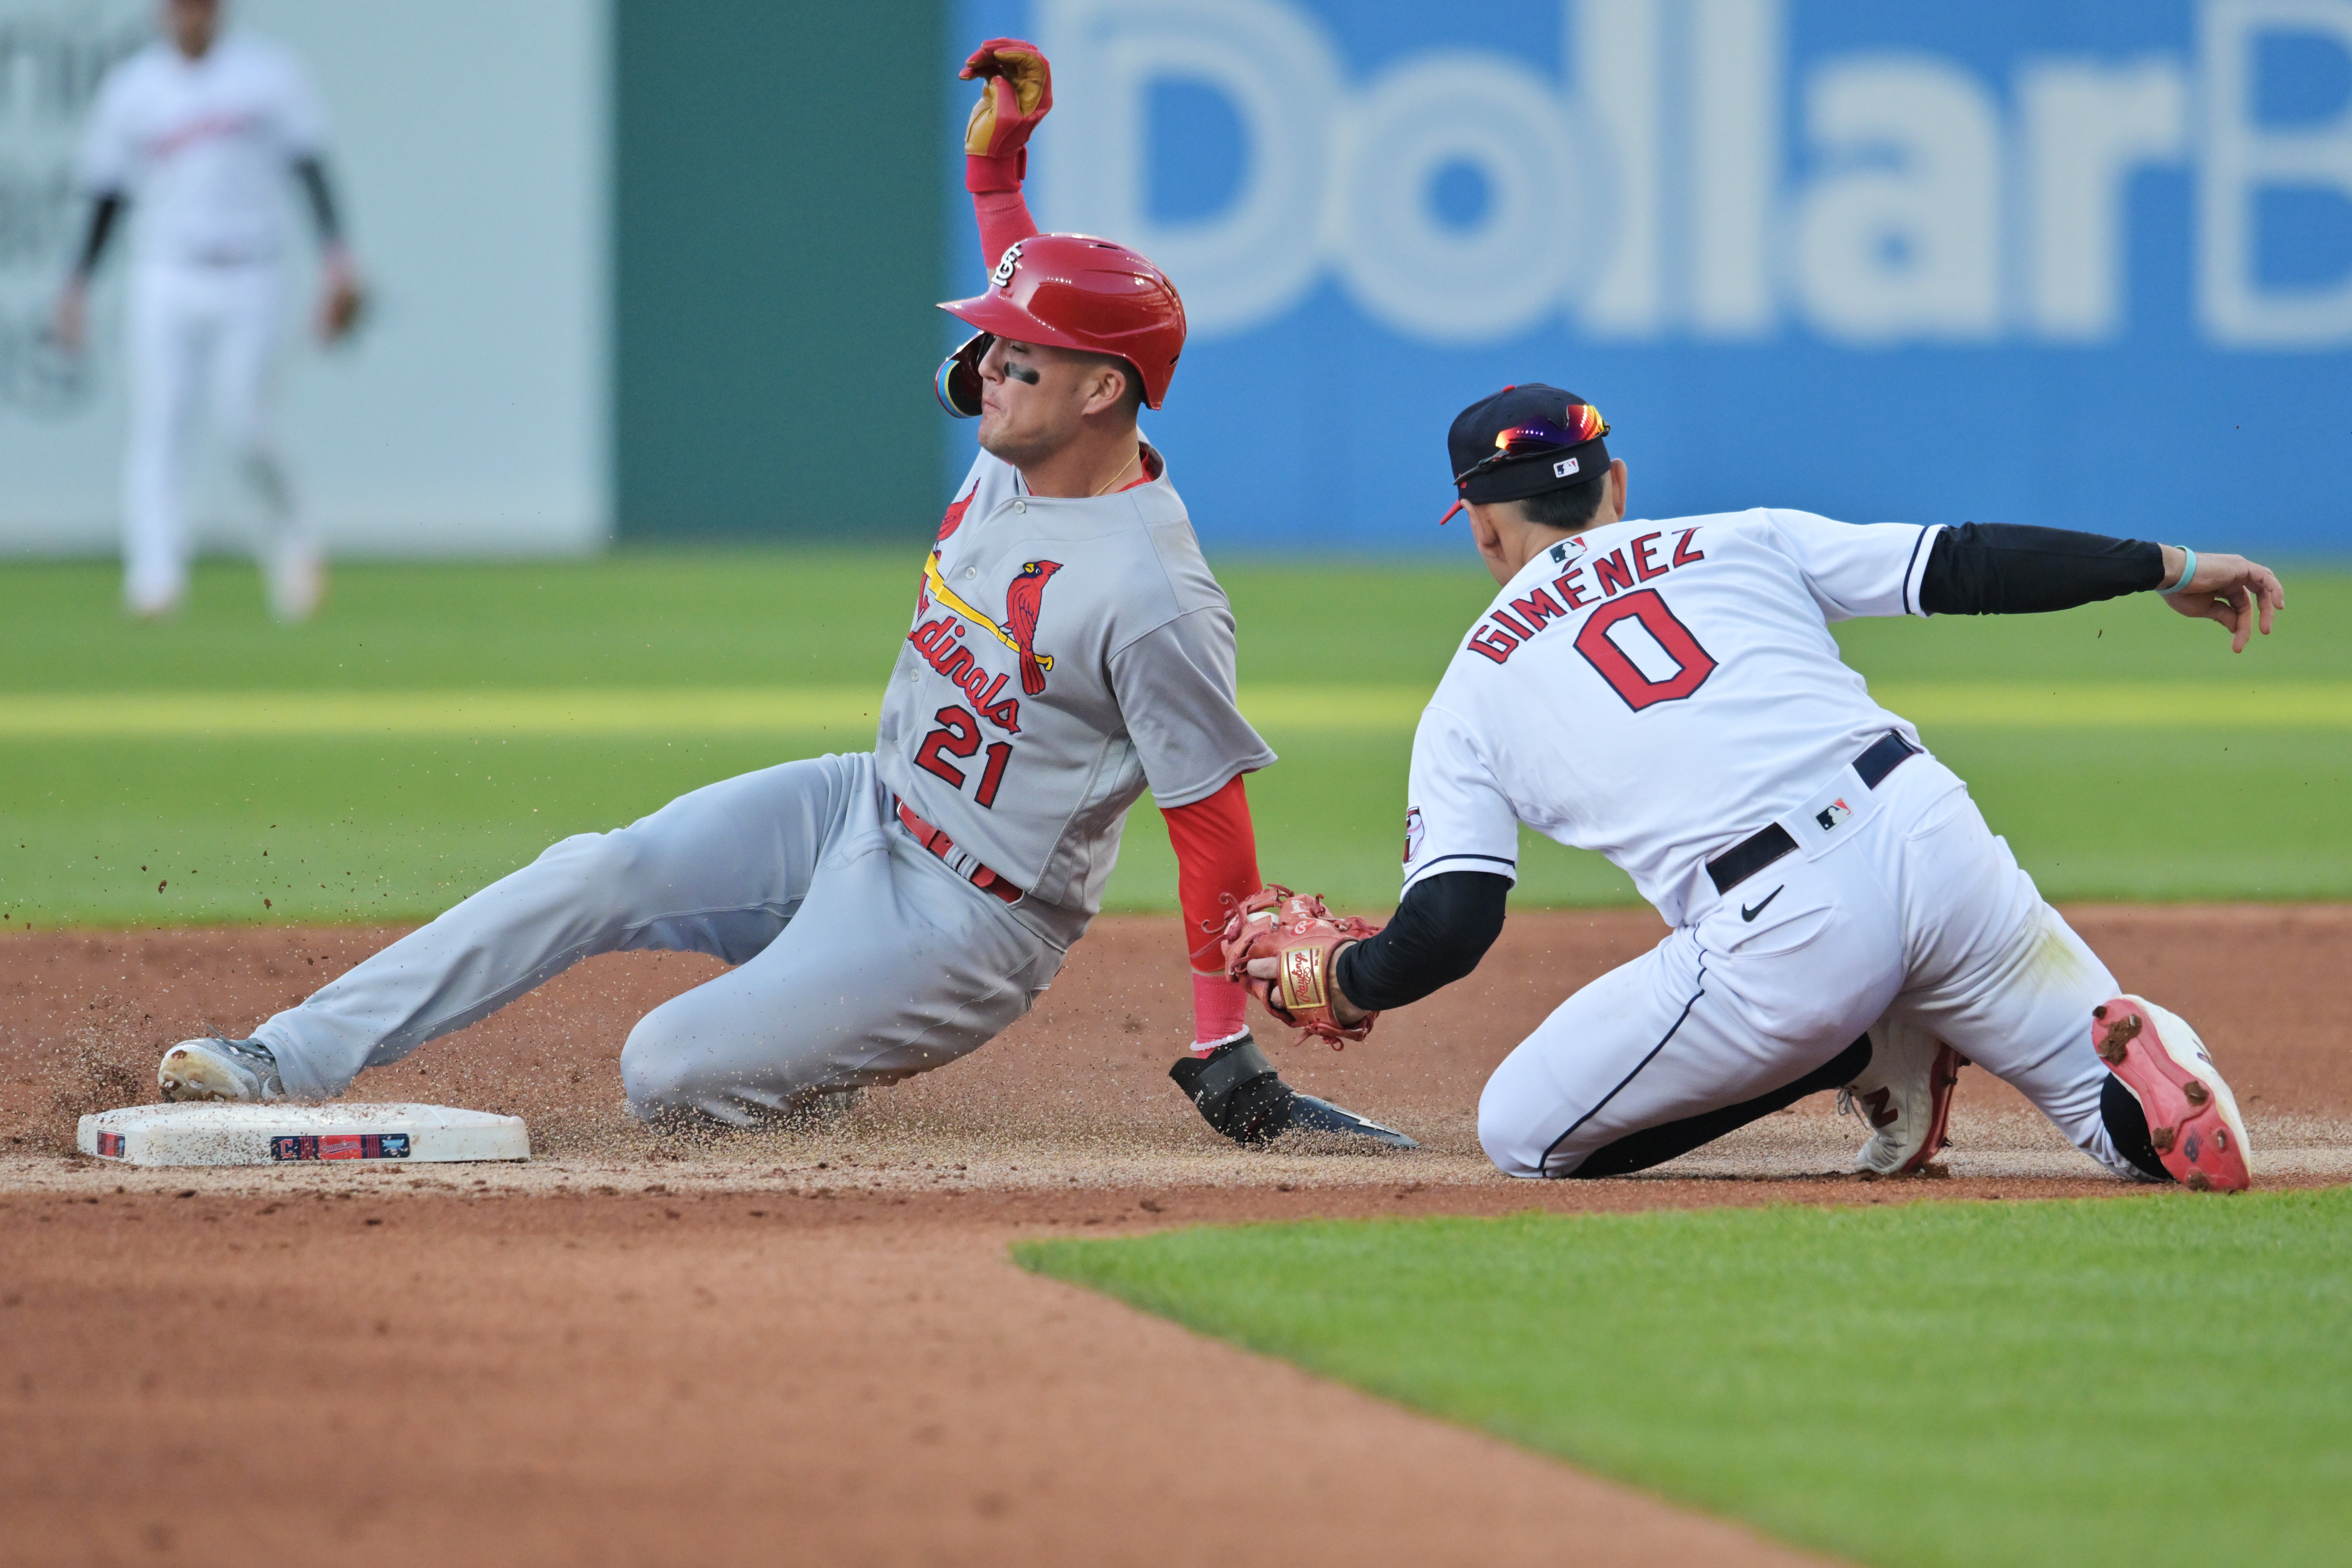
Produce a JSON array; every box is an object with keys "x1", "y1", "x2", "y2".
[{"x1": 875, "y1": 447, "x2": 1275, "y2": 918}]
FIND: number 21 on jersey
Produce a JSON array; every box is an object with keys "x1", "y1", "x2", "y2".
[{"x1": 914, "y1": 705, "x2": 1014, "y2": 807}]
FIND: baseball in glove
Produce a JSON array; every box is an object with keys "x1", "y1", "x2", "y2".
[{"x1": 1219, "y1": 885, "x2": 1381, "y2": 1047}]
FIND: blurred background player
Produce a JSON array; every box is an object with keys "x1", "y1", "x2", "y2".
[{"x1": 50, "y1": 0, "x2": 365, "y2": 622}]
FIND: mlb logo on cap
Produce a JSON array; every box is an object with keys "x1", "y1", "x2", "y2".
[{"x1": 1438, "y1": 384, "x2": 1610, "y2": 524}]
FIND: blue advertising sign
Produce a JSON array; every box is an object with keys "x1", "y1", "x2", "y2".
[{"x1": 948, "y1": 0, "x2": 2352, "y2": 554}]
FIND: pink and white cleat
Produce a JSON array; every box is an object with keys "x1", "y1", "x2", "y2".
[
  {"x1": 2092, "y1": 996, "x2": 2252, "y2": 1193},
  {"x1": 1842, "y1": 1015, "x2": 1968, "y2": 1177}
]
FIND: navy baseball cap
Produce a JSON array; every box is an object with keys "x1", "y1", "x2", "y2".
[{"x1": 1440, "y1": 384, "x2": 1610, "y2": 524}]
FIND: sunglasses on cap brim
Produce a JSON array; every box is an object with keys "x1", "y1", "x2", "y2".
[
  {"x1": 935, "y1": 331, "x2": 994, "y2": 419},
  {"x1": 1439, "y1": 403, "x2": 1610, "y2": 524}
]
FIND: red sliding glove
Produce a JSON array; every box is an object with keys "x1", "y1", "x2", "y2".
[{"x1": 960, "y1": 38, "x2": 1053, "y2": 192}]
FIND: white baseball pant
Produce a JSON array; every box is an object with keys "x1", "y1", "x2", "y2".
[
  {"x1": 123, "y1": 259, "x2": 316, "y2": 616},
  {"x1": 254, "y1": 752, "x2": 1071, "y2": 1124},
  {"x1": 1478, "y1": 752, "x2": 2137, "y2": 1179}
]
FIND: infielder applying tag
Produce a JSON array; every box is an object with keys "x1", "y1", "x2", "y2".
[{"x1": 1248, "y1": 382, "x2": 2281, "y2": 1191}]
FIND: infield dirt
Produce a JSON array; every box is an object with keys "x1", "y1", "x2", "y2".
[{"x1": 3, "y1": 907, "x2": 2346, "y2": 1566}]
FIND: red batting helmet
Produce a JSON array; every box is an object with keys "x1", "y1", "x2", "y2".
[{"x1": 936, "y1": 233, "x2": 1187, "y2": 415}]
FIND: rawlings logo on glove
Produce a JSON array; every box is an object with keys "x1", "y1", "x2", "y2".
[{"x1": 1219, "y1": 885, "x2": 1382, "y2": 1047}]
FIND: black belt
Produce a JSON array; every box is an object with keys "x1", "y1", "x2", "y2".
[{"x1": 1704, "y1": 732, "x2": 1919, "y2": 896}]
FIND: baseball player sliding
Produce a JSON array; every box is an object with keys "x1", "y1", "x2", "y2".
[
  {"x1": 152, "y1": 39, "x2": 1410, "y2": 1154},
  {"x1": 1226, "y1": 385, "x2": 2284, "y2": 1190},
  {"x1": 53, "y1": 0, "x2": 365, "y2": 622}
]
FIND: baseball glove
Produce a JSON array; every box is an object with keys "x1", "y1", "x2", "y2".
[
  {"x1": 960, "y1": 37, "x2": 1053, "y2": 161},
  {"x1": 317, "y1": 270, "x2": 366, "y2": 343},
  {"x1": 1219, "y1": 885, "x2": 1382, "y2": 1047}
]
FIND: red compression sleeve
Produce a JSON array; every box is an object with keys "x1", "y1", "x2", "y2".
[
  {"x1": 970, "y1": 163, "x2": 1041, "y2": 271},
  {"x1": 1161, "y1": 774, "x2": 1262, "y2": 1051}
]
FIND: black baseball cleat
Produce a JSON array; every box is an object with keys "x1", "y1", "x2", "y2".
[{"x1": 1169, "y1": 1034, "x2": 1417, "y2": 1151}]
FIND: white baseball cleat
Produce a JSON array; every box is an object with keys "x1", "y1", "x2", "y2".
[
  {"x1": 1840, "y1": 1015, "x2": 1968, "y2": 1176},
  {"x1": 2092, "y1": 996, "x2": 2253, "y2": 1192},
  {"x1": 157, "y1": 1034, "x2": 285, "y2": 1103}
]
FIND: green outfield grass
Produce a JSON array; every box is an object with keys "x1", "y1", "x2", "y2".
[
  {"x1": 0, "y1": 555, "x2": 2342, "y2": 925},
  {"x1": 1020, "y1": 1190, "x2": 2352, "y2": 1568}
]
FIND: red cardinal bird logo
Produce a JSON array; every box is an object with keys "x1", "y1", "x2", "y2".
[
  {"x1": 936, "y1": 492, "x2": 973, "y2": 543},
  {"x1": 917, "y1": 496, "x2": 975, "y2": 615},
  {"x1": 1003, "y1": 560, "x2": 1062, "y2": 695}
]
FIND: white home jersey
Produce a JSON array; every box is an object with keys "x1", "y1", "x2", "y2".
[
  {"x1": 77, "y1": 34, "x2": 328, "y2": 266},
  {"x1": 1404, "y1": 509, "x2": 1942, "y2": 926},
  {"x1": 875, "y1": 446, "x2": 1276, "y2": 917}
]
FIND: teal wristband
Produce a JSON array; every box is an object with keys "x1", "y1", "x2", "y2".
[{"x1": 2160, "y1": 547, "x2": 2196, "y2": 594}]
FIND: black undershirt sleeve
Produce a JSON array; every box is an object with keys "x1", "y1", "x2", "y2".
[
  {"x1": 1919, "y1": 522, "x2": 2164, "y2": 615},
  {"x1": 1333, "y1": 870, "x2": 1510, "y2": 1014},
  {"x1": 72, "y1": 193, "x2": 123, "y2": 279},
  {"x1": 293, "y1": 157, "x2": 344, "y2": 245}
]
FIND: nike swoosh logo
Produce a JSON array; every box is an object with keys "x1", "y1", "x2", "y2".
[{"x1": 1741, "y1": 886, "x2": 1784, "y2": 922}]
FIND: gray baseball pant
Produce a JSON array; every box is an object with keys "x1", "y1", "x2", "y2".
[{"x1": 253, "y1": 751, "x2": 1069, "y2": 1124}]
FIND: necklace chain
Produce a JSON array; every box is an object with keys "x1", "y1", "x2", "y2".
[{"x1": 1090, "y1": 450, "x2": 1140, "y2": 498}]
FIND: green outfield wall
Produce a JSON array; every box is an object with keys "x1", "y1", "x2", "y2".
[{"x1": 615, "y1": 1, "x2": 947, "y2": 542}]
